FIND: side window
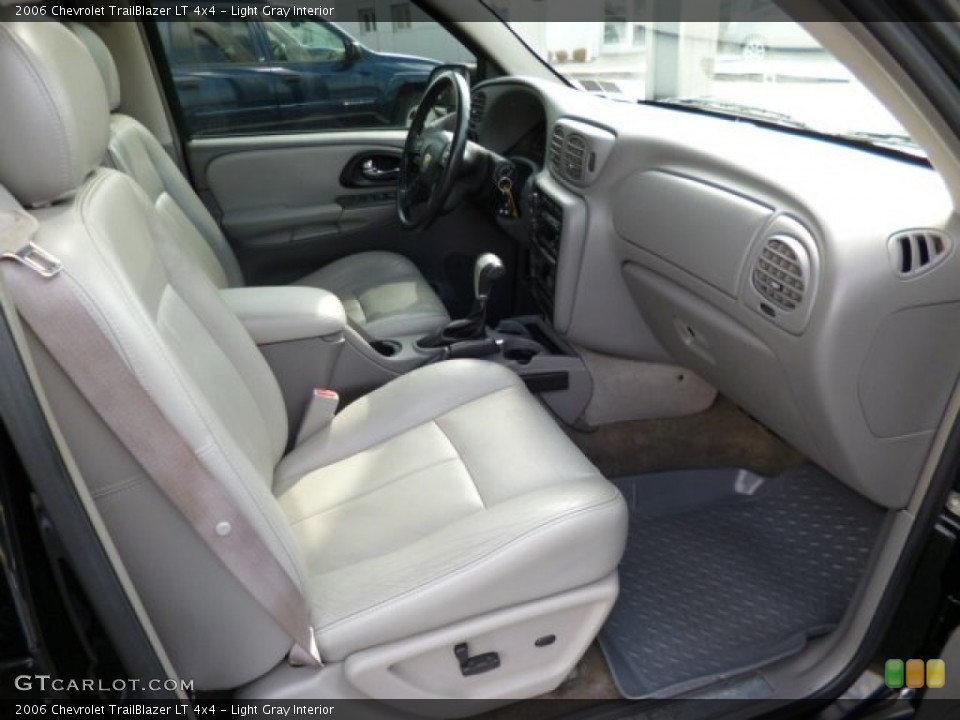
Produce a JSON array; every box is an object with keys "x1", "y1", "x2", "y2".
[
  {"x1": 153, "y1": 2, "x2": 476, "y2": 137},
  {"x1": 191, "y1": 21, "x2": 258, "y2": 64},
  {"x1": 157, "y1": 16, "x2": 276, "y2": 137},
  {"x1": 267, "y1": 21, "x2": 344, "y2": 62},
  {"x1": 161, "y1": 19, "x2": 259, "y2": 66}
]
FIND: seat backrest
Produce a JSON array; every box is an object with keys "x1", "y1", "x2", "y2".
[
  {"x1": 69, "y1": 23, "x2": 244, "y2": 289},
  {"x1": 0, "y1": 21, "x2": 304, "y2": 689}
]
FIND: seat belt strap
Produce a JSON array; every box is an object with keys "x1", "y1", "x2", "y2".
[{"x1": 0, "y1": 211, "x2": 320, "y2": 668}]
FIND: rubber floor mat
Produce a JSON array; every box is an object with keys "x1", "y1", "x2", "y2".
[{"x1": 599, "y1": 465, "x2": 886, "y2": 699}]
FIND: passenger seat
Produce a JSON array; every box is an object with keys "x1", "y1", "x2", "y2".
[{"x1": 69, "y1": 23, "x2": 451, "y2": 340}]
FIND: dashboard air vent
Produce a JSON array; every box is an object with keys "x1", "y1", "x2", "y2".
[
  {"x1": 549, "y1": 125, "x2": 565, "y2": 174},
  {"x1": 889, "y1": 230, "x2": 951, "y2": 277},
  {"x1": 548, "y1": 118, "x2": 614, "y2": 186},
  {"x1": 563, "y1": 133, "x2": 588, "y2": 181},
  {"x1": 752, "y1": 236, "x2": 809, "y2": 311}
]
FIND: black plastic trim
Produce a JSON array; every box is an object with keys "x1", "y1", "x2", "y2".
[{"x1": 520, "y1": 371, "x2": 569, "y2": 394}]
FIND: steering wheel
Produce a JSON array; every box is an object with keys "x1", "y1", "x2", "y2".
[{"x1": 397, "y1": 70, "x2": 471, "y2": 231}]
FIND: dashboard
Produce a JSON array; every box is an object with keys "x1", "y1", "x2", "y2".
[
  {"x1": 470, "y1": 84, "x2": 547, "y2": 165},
  {"x1": 470, "y1": 76, "x2": 957, "y2": 512}
]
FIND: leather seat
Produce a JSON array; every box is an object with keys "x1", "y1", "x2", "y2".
[
  {"x1": 0, "y1": 22, "x2": 626, "y2": 704},
  {"x1": 69, "y1": 23, "x2": 450, "y2": 340}
]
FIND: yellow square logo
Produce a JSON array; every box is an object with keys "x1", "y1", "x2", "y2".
[{"x1": 927, "y1": 659, "x2": 946, "y2": 689}]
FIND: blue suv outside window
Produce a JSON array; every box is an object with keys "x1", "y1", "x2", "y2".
[{"x1": 155, "y1": 8, "x2": 470, "y2": 137}]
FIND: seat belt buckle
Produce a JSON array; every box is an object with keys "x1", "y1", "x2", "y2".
[
  {"x1": 295, "y1": 389, "x2": 339, "y2": 444},
  {"x1": 2, "y1": 241, "x2": 62, "y2": 278},
  {"x1": 0, "y1": 211, "x2": 58, "y2": 279}
]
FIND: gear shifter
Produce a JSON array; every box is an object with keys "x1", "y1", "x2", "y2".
[
  {"x1": 417, "y1": 253, "x2": 505, "y2": 349},
  {"x1": 472, "y1": 252, "x2": 506, "y2": 319}
]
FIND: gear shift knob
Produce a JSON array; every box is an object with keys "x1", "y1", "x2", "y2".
[
  {"x1": 415, "y1": 253, "x2": 505, "y2": 349},
  {"x1": 474, "y1": 253, "x2": 505, "y2": 301}
]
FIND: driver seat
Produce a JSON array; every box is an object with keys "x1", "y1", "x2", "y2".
[{"x1": 70, "y1": 23, "x2": 450, "y2": 340}]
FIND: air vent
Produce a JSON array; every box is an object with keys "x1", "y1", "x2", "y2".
[
  {"x1": 579, "y1": 79, "x2": 623, "y2": 95},
  {"x1": 469, "y1": 91, "x2": 486, "y2": 135},
  {"x1": 549, "y1": 125, "x2": 565, "y2": 175},
  {"x1": 564, "y1": 134, "x2": 588, "y2": 180},
  {"x1": 548, "y1": 118, "x2": 614, "y2": 186},
  {"x1": 889, "y1": 230, "x2": 951, "y2": 277},
  {"x1": 752, "y1": 236, "x2": 809, "y2": 312}
]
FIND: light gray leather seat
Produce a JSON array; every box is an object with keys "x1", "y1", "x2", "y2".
[
  {"x1": 69, "y1": 23, "x2": 450, "y2": 340},
  {"x1": 0, "y1": 22, "x2": 626, "y2": 704}
]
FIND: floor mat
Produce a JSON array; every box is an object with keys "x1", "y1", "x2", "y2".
[{"x1": 599, "y1": 465, "x2": 886, "y2": 699}]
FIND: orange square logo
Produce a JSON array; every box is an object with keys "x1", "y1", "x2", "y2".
[{"x1": 906, "y1": 659, "x2": 926, "y2": 688}]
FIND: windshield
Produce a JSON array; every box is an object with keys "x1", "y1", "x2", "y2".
[{"x1": 487, "y1": 3, "x2": 924, "y2": 158}]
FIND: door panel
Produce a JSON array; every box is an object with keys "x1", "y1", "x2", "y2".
[
  {"x1": 202, "y1": 141, "x2": 403, "y2": 245},
  {"x1": 184, "y1": 132, "x2": 517, "y2": 319},
  {"x1": 163, "y1": 10, "x2": 510, "y2": 318}
]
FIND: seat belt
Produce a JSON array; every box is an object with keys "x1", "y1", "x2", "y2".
[{"x1": 0, "y1": 210, "x2": 320, "y2": 668}]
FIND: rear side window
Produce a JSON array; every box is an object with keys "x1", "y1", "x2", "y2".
[{"x1": 152, "y1": 2, "x2": 475, "y2": 138}]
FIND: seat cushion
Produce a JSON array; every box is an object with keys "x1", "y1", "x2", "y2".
[
  {"x1": 275, "y1": 360, "x2": 628, "y2": 661},
  {"x1": 296, "y1": 251, "x2": 449, "y2": 339}
]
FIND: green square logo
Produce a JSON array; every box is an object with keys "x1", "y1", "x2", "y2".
[{"x1": 886, "y1": 659, "x2": 905, "y2": 688}]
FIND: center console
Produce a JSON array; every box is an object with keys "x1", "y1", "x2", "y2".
[
  {"x1": 528, "y1": 190, "x2": 564, "y2": 320},
  {"x1": 247, "y1": 173, "x2": 593, "y2": 426},
  {"x1": 315, "y1": 182, "x2": 595, "y2": 425},
  {"x1": 488, "y1": 315, "x2": 591, "y2": 425},
  {"x1": 220, "y1": 286, "x2": 346, "y2": 445}
]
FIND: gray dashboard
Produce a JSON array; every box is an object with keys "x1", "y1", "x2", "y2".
[{"x1": 473, "y1": 76, "x2": 957, "y2": 510}]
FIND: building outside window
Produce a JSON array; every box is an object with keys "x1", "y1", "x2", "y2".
[
  {"x1": 358, "y1": 8, "x2": 377, "y2": 33},
  {"x1": 391, "y1": 3, "x2": 412, "y2": 30}
]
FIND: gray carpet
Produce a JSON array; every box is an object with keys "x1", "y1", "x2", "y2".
[
  {"x1": 565, "y1": 396, "x2": 807, "y2": 481},
  {"x1": 599, "y1": 465, "x2": 886, "y2": 699}
]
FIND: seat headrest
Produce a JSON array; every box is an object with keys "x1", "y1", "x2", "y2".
[
  {"x1": 0, "y1": 22, "x2": 109, "y2": 207},
  {"x1": 69, "y1": 23, "x2": 121, "y2": 112}
]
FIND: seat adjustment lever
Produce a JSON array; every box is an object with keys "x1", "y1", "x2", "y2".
[{"x1": 454, "y1": 642, "x2": 500, "y2": 677}]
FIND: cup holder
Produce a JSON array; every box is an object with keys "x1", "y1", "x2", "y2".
[
  {"x1": 500, "y1": 337, "x2": 542, "y2": 366},
  {"x1": 371, "y1": 340, "x2": 401, "y2": 357}
]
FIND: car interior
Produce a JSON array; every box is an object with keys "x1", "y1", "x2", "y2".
[{"x1": 1, "y1": 2, "x2": 959, "y2": 717}]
